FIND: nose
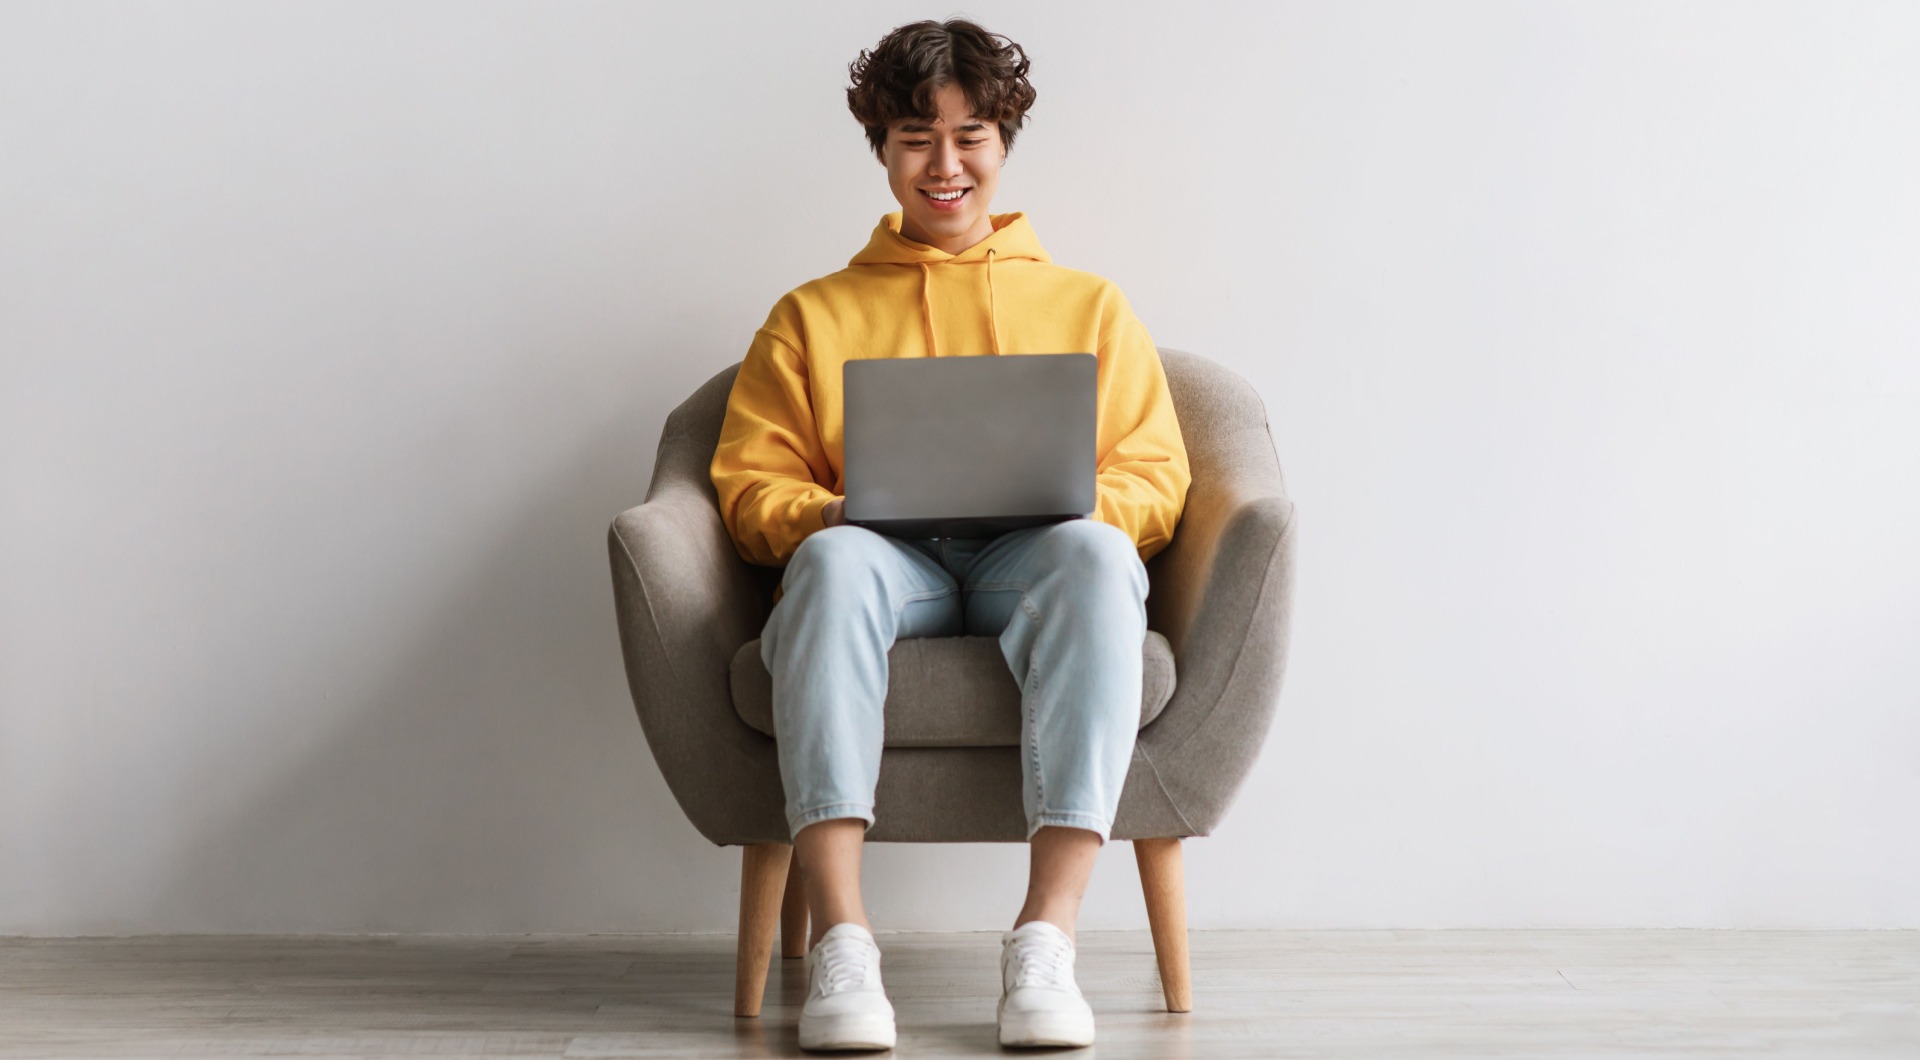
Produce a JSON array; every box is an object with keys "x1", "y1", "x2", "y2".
[{"x1": 927, "y1": 138, "x2": 962, "y2": 179}]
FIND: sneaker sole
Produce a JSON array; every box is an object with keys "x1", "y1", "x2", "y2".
[
  {"x1": 799, "y1": 1012, "x2": 897, "y2": 1051},
  {"x1": 997, "y1": 1000, "x2": 1095, "y2": 1048}
]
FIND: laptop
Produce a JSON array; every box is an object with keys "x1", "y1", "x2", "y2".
[{"x1": 842, "y1": 353, "x2": 1097, "y2": 539}]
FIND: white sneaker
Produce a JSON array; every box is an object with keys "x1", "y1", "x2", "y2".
[
  {"x1": 799, "y1": 921, "x2": 896, "y2": 1052},
  {"x1": 998, "y1": 920, "x2": 1095, "y2": 1047}
]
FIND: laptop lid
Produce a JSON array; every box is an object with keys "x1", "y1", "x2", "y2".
[{"x1": 842, "y1": 353, "x2": 1097, "y2": 539}]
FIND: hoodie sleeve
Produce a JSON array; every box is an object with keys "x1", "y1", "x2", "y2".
[
  {"x1": 1092, "y1": 295, "x2": 1191, "y2": 564},
  {"x1": 710, "y1": 322, "x2": 837, "y2": 568}
]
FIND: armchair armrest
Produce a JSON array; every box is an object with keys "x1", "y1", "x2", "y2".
[
  {"x1": 607, "y1": 369, "x2": 789, "y2": 845},
  {"x1": 1137, "y1": 361, "x2": 1298, "y2": 835}
]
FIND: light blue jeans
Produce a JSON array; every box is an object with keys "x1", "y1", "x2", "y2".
[{"x1": 758, "y1": 517, "x2": 1149, "y2": 844}]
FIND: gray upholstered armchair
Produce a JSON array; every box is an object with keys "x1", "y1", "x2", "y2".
[{"x1": 607, "y1": 348, "x2": 1296, "y2": 1018}]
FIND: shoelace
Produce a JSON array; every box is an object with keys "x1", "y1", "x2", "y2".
[
  {"x1": 1007, "y1": 934, "x2": 1078, "y2": 991},
  {"x1": 813, "y1": 936, "x2": 878, "y2": 994}
]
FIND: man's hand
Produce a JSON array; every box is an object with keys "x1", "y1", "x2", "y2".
[{"x1": 822, "y1": 497, "x2": 846, "y2": 527}]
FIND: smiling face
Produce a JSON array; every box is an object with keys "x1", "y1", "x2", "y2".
[{"x1": 878, "y1": 82, "x2": 1006, "y2": 254}]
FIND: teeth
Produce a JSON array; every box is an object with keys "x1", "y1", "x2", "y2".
[{"x1": 926, "y1": 189, "x2": 966, "y2": 201}]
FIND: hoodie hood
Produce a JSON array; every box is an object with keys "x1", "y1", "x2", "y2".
[{"x1": 847, "y1": 211, "x2": 1051, "y2": 357}]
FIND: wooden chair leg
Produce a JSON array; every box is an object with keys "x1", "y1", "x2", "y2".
[
  {"x1": 780, "y1": 845, "x2": 809, "y2": 959},
  {"x1": 1134, "y1": 837, "x2": 1193, "y2": 1012},
  {"x1": 735, "y1": 843, "x2": 793, "y2": 1018}
]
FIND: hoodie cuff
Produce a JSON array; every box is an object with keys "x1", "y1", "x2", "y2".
[{"x1": 795, "y1": 489, "x2": 837, "y2": 539}]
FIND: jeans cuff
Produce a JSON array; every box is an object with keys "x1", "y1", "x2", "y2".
[
  {"x1": 789, "y1": 802, "x2": 876, "y2": 839},
  {"x1": 1027, "y1": 811, "x2": 1112, "y2": 843}
]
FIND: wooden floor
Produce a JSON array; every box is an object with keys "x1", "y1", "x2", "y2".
[{"x1": 2, "y1": 930, "x2": 1915, "y2": 1058}]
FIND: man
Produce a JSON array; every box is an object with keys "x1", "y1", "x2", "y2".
[{"x1": 710, "y1": 18, "x2": 1189, "y2": 1052}]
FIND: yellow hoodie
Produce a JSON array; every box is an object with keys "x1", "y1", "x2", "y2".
[{"x1": 710, "y1": 210, "x2": 1190, "y2": 568}]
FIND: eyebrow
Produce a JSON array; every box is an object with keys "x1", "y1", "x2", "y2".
[{"x1": 895, "y1": 120, "x2": 989, "y2": 133}]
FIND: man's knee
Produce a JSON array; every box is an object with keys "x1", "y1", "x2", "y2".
[
  {"x1": 1042, "y1": 520, "x2": 1146, "y2": 586},
  {"x1": 787, "y1": 524, "x2": 886, "y2": 579},
  {"x1": 776, "y1": 525, "x2": 907, "y2": 626}
]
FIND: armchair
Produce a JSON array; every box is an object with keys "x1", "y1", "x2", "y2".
[{"x1": 607, "y1": 348, "x2": 1297, "y2": 1017}]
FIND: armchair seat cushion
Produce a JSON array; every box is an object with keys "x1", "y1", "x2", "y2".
[{"x1": 729, "y1": 633, "x2": 1178, "y2": 748}]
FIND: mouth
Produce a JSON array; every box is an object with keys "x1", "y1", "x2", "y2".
[{"x1": 919, "y1": 187, "x2": 971, "y2": 212}]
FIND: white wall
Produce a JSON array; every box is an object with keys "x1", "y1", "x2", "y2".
[{"x1": 3, "y1": 1, "x2": 1916, "y2": 935}]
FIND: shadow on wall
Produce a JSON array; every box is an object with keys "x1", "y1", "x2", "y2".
[{"x1": 141, "y1": 345, "x2": 746, "y2": 934}]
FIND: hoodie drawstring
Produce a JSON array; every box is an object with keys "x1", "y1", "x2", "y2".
[
  {"x1": 918, "y1": 262, "x2": 938, "y2": 358},
  {"x1": 917, "y1": 251, "x2": 1003, "y2": 358},
  {"x1": 986, "y1": 248, "x2": 1001, "y2": 356}
]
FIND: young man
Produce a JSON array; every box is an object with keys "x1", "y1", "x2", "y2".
[{"x1": 710, "y1": 18, "x2": 1189, "y2": 1052}]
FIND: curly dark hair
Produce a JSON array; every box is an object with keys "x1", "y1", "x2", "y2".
[{"x1": 846, "y1": 18, "x2": 1037, "y2": 162}]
